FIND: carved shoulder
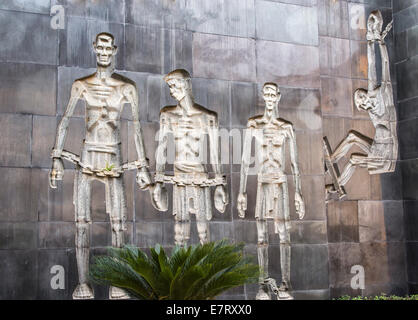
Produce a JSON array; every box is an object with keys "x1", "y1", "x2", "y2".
[
  {"x1": 71, "y1": 80, "x2": 86, "y2": 98},
  {"x1": 159, "y1": 106, "x2": 176, "y2": 124},
  {"x1": 121, "y1": 82, "x2": 138, "y2": 101},
  {"x1": 247, "y1": 115, "x2": 263, "y2": 128}
]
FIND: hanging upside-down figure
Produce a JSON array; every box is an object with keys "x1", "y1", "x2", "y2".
[
  {"x1": 324, "y1": 10, "x2": 397, "y2": 199},
  {"x1": 152, "y1": 69, "x2": 228, "y2": 246},
  {"x1": 237, "y1": 83, "x2": 305, "y2": 300},
  {"x1": 49, "y1": 33, "x2": 153, "y2": 299}
]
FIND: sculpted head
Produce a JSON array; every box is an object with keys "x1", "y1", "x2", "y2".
[
  {"x1": 93, "y1": 32, "x2": 117, "y2": 67},
  {"x1": 262, "y1": 83, "x2": 281, "y2": 111},
  {"x1": 366, "y1": 10, "x2": 383, "y2": 41},
  {"x1": 164, "y1": 69, "x2": 192, "y2": 102},
  {"x1": 354, "y1": 88, "x2": 371, "y2": 111}
]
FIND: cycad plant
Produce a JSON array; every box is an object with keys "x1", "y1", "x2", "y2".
[{"x1": 89, "y1": 240, "x2": 259, "y2": 300}]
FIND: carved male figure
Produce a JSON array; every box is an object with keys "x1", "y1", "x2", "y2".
[
  {"x1": 49, "y1": 33, "x2": 152, "y2": 299},
  {"x1": 325, "y1": 10, "x2": 397, "y2": 198},
  {"x1": 152, "y1": 69, "x2": 228, "y2": 246},
  {"x1": 237, "y1": 83, "x2": 305, "y2": 300}
]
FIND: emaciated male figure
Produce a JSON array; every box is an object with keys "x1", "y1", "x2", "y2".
[
  {"x1": 49, "y1": 33, "x2": 152, "y2": 299},
  {"x1": 152, "y1": 69, "x2": 228, "y2": 246},
  {"x1": 324, "y1": 10, "x2": 397, "y2": 199},
  {"x1": 237, "y1": 83, "x2": 305, "y2": 300}
]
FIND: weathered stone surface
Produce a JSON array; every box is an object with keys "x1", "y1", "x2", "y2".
[
  {"x1": 0, "y1": 63, "x2": 56, "y2": 116},
  {"x1": 52, "y1": 0, "x2": 125, "y2": 23},
  {"x1": 256, "y1": 40, "x2": 320, "y2": 88},
  {"x1": 32, "y1": 116, "x2": 57, "y2": 168},
  {"x1": 399, "y1": 118, "x2": 418, "y2": 160},
  {"x1": 404, "y1": 201, "x2": 418, "y2": 241},
  {"x1": 0, "y1": 114, "x2": 32, "y2": 167},
  {"x1": 328, "y1": 242, "x2": 361, "y2": 288},
  {"x1": 358, "y1": 201, "x2": 397, "y2": 242},
  {"x1": 125, "y1": 25, "x2": 192, "y2": 75},
  {"x1": 321, "y1": 76, "x2": 353, "y2": 117},
  {"x1": 233, "y1": 220, "x2": 258, "y2": 244},
  {"x1": 290, "y1": 244, "x2": 329, "y2": 290},
  {"x1": 395, "y1": 29, "x2": 408, "y2": 62},
  {"x1": 292, "y1": 289, "x2": 330, "y2": 300},
  {"x1": 0, "y1": 0, "x2": 50, "y2": 14},
  {"x1": 293, "y1": 131, "x2": 324, "y2": 175},
  {"x1": 256, "y1": 1, "x2": 318, "y2": 45},
  {"x1": 126, "y1": 0, "x2": 187, "y2": 29},
  {"x1": 0, "y1": 10, "x2": 57, "y2": 65},
  {"x1": 401, "y1": 159, "x2": 418, "y2": 200},
  {"x1": 0, "y1": 250, "x2": 38, "y2": 299},
  {"x1": 193, "y1": 78, "x2": 231, "y2": 128},
  {"x1": 37, "y1": 249, "x2": 70, "y2": 300},
  {"x1": 39, "y1": 222, "x2": 75, "y2": 248},
  {"x1": 350, "y1": 40, "x2": 368, "y2": 79},
  {"x1": 406, "y1": 242, "x2": 418, "y2": 283},
  {"x1": 59, "y1": 16, "x2": 124, "y2": 68},
  {"x1": 193, "y1": 33, "x2": 256, "y2": 82},
  {"x1": 318, "y1": 0, "x2": 349, "y2": 38},
  {"x1": 272, "y1": 220, "x2": 327, "y2": 244},
  {"x1": 396, "y1": 55, "x2": 418, "y2": 101},
  {"x1": 327, "y1": 200, "x2": 359, "y2": 243},
  {"x1": 0, "y1": 222, "x2": 37, "y2": 249},
  {"x1": 360, "y1": 242, "x2": 390, "y2": 286},
  {"x1": 0, "y1": 168, "x2": 36, "y2": 222},
  {"x1": 394, "y1": 0, "x2": 417, "y2": 13},
  {"x1": 187, "y1": 0, "x2": 255, "y2": 38},
  {"x1": 394, "y1": 3, "x2": 418, "y2": 34},
  {"x1": 145, "y1": 74, "x2": 176, "y2": 122},
  {"x1": 319, "y1": 37, "x2": 351, "y2": 77}
]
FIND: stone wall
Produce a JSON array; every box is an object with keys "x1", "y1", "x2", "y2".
[
  {"x1": 394, "y1": 0, "x2": 418, "y2": 294},
  {"x1": 0, "y1": 0, "x2": 411, "y2": 300}
]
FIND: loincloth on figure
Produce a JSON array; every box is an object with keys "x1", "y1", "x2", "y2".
[
  {"x1": 255, "y1": 173, "x2": 290, "y2": 234},
  {"x1": 366, "y1": 136, "x2": 396, "y2": 174},
  {"x1": 172, "y1": 182, "x2": 212, "y2": 222}
]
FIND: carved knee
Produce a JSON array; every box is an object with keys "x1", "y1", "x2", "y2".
[{"x1": 75, "y1": 221, "x2": 90, "y2": 249}]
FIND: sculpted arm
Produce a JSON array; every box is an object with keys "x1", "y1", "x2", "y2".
[
  {"x1": 288, "y1": 126, "x2": 305, "y2": 219},
  {"x1": 151, "y1": 111, "x2": 169, "y2": 211},
  {"x1": 208, "y1": 115, "x2": 228, "y2": 213},
  {"x1": 49, "y1": 81, "x2": 84, "y2": 188},
  {"x1": 237, "y1": 123, "x2": 253, "y2": 218},
  {"x1": 367, "y1": 41, "x2": 378, "y2": 92},
  {"x1": 124, "y1": 84, "x2": 151, "y2": 190}
]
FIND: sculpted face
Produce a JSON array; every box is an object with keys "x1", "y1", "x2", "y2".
[
  {"x1": 354, "y1": 89, "x2": 370, "y2": 111},
  {"x1": 93, "y1": 34, "x2": 117, "y2": 67},
  {"x1": 263, "y1": 85, "x2": 280, "y2": 111},
  {"x1": 167, "y1": 78, "x2": 189, "y2": 101}
]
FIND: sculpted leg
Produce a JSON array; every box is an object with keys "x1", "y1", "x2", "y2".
[
  {"x1": 338, "y1": 154, "x2": 369, "y2": 186},
  {"x1": 108, "y1": 177, "x2": 130, "y2": 300},
  {"x1": 256, "y1": 219, "x2": 271, "y2": 300},
  {"x1": 330, "y1": 131, "x2": 372, "y2": 163},
  {"x1": 73, "y1": 172, "x2": 94, "y2": 300},
  {"x1": 196, "y1": 217, "x2": 210, "y2": 245}
]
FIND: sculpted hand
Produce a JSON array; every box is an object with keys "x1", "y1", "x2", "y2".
[
  {"x1": 49, "y1": 158, "x2": 64, "y2": 189},
  {"x1": 214, "y1": 185, "x2": 228, "y2": 213},
  {"x1": 295, "y1": 192, "x2": 305, "y2": 220},
  {"x1": 237, "y1": 193, "x2": 247, "y2": 218},
  {"x1": 150, "y1": 182, "x2": 168, "y2": 212},
  {"x1": 136, "y1": 167, "x2": 152, "y2": 190}
]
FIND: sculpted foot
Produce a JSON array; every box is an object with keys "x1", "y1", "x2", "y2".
[
  {"x1": 109, "y1": 286, "x2": 130, "y2": 300},
  {"x1": 72, "y1": 283, "x2": 94, "y2": 300},
  {"x1": 256, "y1": 285, "x2": 271, "y2": 300},
  {"x1": 278, "y1": 282, "x2": 294, "y2": 300}
]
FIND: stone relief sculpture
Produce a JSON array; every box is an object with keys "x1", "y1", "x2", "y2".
[
  {"x1": 324, "y1": 10, "x2": 397, "y2": 200},
  {"x1": 49, "y1": 33, "x2": 153, "y2": 299},
  {"x1": 152, "y1": 69, "x2": 229, "y2": 246},
  {"x1": 237, "y1": 83, "x2": 305, "y2": 300}
]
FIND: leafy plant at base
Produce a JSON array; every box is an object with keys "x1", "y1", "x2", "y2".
[{"x1": 89, "y1": 240, "x2": 259, "y2": 300}]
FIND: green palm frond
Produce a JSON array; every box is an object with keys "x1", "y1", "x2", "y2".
[{"x1": 89, "y1": 240, "x2": 259, "y2": 300}]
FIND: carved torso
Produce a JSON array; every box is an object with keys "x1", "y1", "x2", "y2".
[
  {"x1": 161, "y1": 104, "x2": 217, "y2": 174},
  {"x1": 75, "y1": 74, "x2": 134, "y2": 169},
  {"x1": 249, "y1": 116, "x2": 293, "y2": 176}
]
